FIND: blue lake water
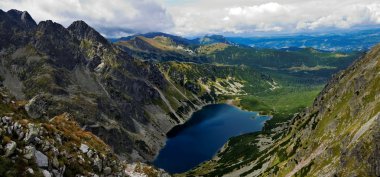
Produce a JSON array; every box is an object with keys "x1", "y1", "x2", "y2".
[{"x1": 153, "y1": 104, "x2": 270, "y2": 174}]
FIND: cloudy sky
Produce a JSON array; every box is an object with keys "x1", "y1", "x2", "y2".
[{"x1": 1, "y1": 0, "x2": 380, "y2": 37}]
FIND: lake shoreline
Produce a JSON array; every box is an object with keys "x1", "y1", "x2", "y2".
[{"x1": 153, "y1": 104, "x2": 271, "y2": 173}]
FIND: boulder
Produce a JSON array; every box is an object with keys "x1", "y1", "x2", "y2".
[
  {"x1": 23, "y1": 123, "x2": 39, "y2": 142},
  {"x1": 52, "y1": 169, "x2": 63, "y2": 177},
  {"x1": 42, "y1": 141, "x2": 51, "y2": 152},
  {"x1": 24, "y1": 94, "x2": 51, "y2": 119},
  {"x1": 103, "y1": 166, "x2": 111, "y2": 175},
  {"x1": 93, "y1": 154, "x2": 102, "y2": 172},
  {"x1": 4, "y1": 141, "x2": 16, "y2": 157},
  {"x1": 17, "y1": 131, "x2": 25, "y2": 140},
  {"x1": 78, "y1": 155, "x2": 85, "y2": 164},
  {"x1": 35, "y1": 150, "x2": 48, "y2": 167},
  {"x1": 26, "y1": 168, "x2": 34, "y2": 174},
  {"x1": 80, "y1": 143, "x2": 89, "y2": 153},
  {"x1": 42, "y1": 169, "x2": 52, "y2": 177},
  {"x1": 86, "y1": 149, "x2": 94, "y2": 158},
  {"x1": 1, "y1": 116, "x2": 12, "y2": 124}
]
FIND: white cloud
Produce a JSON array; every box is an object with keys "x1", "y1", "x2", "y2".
[
  {"x1": 164, "y1": 0, "x2": 380, "y2": 36},
  {"x1": 228, "y1": 2, "x2": 291, "y2": 16},
  {"x1": 2, "y1": 0, "x2": 380, "y2": 36},
  {"x1": 0, "y1": 0, "x2": 174, "y2": 37},
  {"x1": 295, "y1": 3, "x2": 380, "y2": 30}
]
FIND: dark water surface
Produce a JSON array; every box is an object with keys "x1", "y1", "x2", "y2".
[{"x1": 153, "y1": 104, "x2": 270, "y2": 174}]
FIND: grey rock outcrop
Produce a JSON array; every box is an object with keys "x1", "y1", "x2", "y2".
[{"x1": 25, "y1": 94, "x2": 50, "y2": 119}]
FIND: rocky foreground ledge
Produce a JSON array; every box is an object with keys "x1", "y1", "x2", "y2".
[{"x1": 0, "y1": 88, "x2": 169, "y2": 177}]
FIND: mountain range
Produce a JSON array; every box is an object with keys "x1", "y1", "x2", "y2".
[
  {"x1": 113, "y1": 28, "x2": 380, "y2": 52},
  {"x1": 0, "y1": 8, "x2": 379, "y2": 177}
]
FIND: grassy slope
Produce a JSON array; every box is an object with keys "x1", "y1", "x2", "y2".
[
  {"x1": 200, "y1": 45, "x2": 360, "y2": 129},
  {"x1": 249, "y1": 44, "x2": 380, "y2": 177}
]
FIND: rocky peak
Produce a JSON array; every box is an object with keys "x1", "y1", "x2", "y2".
[
  {"x1": 0, "y1": 9, "x2": 34, "y2": 49},
  {"x1": 68, "y1": 20, "x2": 109, "y2": 45},
  {"x1": 33, "y1": 20, "x2": 84, "y2": 69},
  {"x1": 36, "y1": 20, "x2": 67, "y2": 35},
  {"x1": 6, "y1": 9, "x2": 37, "y2": 29},
  {"x1": 0, "y1": 9, "x2": 7, "y2": 19}
]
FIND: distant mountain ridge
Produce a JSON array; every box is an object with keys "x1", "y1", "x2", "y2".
[
  {"x1": 111, "y1": 32, "x2": 197, "y2": 46},
  {"x1": 111, "y1": 28, "x2": 380, "y2": 52},
  {"x1": 112, "y1": 32, "x2": 231, "y2": 46}
]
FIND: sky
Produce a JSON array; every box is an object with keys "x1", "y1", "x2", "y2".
[{"x1": 1, "y1": 0, "x2": 380, "y2": 37}]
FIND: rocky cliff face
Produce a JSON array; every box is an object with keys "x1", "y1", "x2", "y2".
[
  {"x1": 188, "y1": 44, "x2": 380, "y2": 176},
  {"x1": 0, "y1": 9, "x2": 214, "y2": 162}
]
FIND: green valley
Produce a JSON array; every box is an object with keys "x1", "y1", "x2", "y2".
[{"x1": 115, "y1": 34, "x2": 360, "y2": 132}]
